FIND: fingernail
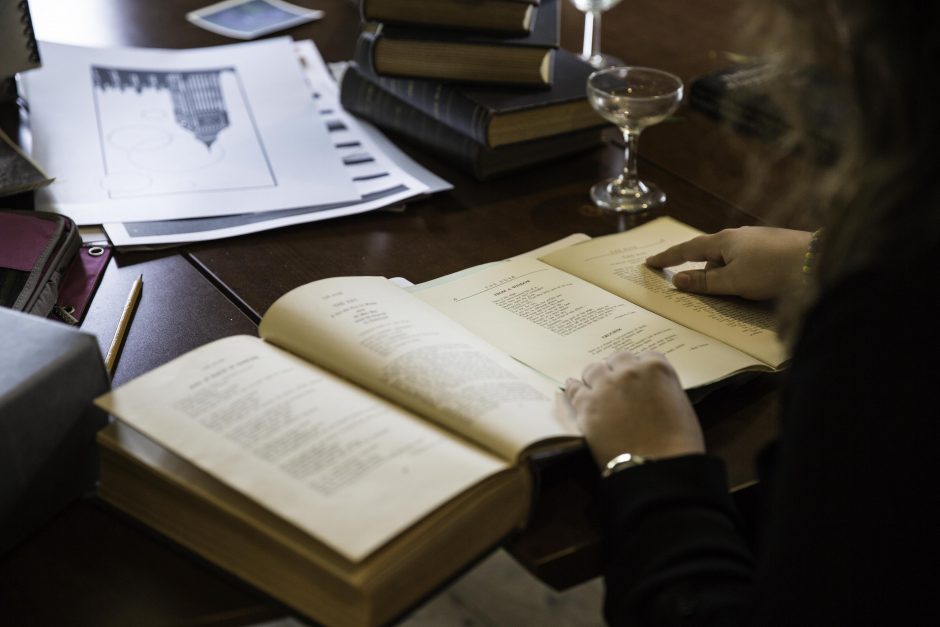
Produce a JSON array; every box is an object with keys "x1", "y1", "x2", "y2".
[{"x1": 674, "y1": 273, "x2": 690, "y2": 288}]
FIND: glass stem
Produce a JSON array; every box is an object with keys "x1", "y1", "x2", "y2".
[
  {"x1": 582, "y1": 11, "x2": 602, "y2": 62},
  {"x1": 621, "y1": 130, "x2": 641, "y2": 190},
  {"x1": 581, "y1": 12, "x2": 592, "y2": 59},
  {"x1": 590, "y1": 11, "x2": 602, "y2": 61}
]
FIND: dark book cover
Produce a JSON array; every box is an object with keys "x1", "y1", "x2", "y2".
[
  {"x1": 357, "y1": 0, "x2": 559, "y2": 85},
  {"x1": 340, "y1": 63, "x2": 601, "y2": 180},
  {"x1": 690, "y1": 64, "x2": 837, "y2": 160},
  {"x1": 351, "y1": 48, "x2": 601, "y2": 147},
  {"x1": 360, "y1": 0, "x2": 540, "y2": 36},
  {"x1": 376, "y1": 0, "x2": 557, "y2": 48},
  {"x1": 689, "y1": 65, "x2": 788, "y2": 140}
]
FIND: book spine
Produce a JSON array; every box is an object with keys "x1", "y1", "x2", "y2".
[
  {"x1": 353, "y1": 32, "x2": 492, "y2": 145},
  {"x1": 688, "y1": 73, "x2": 787, "y2": 140},
  {"x1": 360, "y1": 0, "x2": 533, "y2": 36},
  {"x1": 340, "y1": 65, "x2": 486, "y2": 178}
]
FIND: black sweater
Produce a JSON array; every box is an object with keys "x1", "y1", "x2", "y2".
[{"x1": 599, "y1": 258, "x2": 940, "y2": 626}]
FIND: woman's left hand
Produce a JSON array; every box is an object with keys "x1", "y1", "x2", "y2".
[{"x1": 565, "y1": 350, "x2": 705, "y2": 469}]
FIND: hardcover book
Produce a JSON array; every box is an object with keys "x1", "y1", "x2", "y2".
[
  {"x1": 360, "y1": 0, "x2": 540, "y2": 35},
  {"x1": 357, "y1": 0, "x2": 559, "y2": 85},
  {"x1": 1, "y1": 308, "x2": 109, "y2": 555},
  {"x1": 339, "y1": 62, "x2": 603, "y2": 180},
  {"x1": 350, "y1": 48, "x2": 604, "y2": 148},
  {"x1": 95, "y1": 217, "x2": 785, "y2": 627},
  {"x1": 689, "y1": 63, "x2": 837, "y2": 159}
]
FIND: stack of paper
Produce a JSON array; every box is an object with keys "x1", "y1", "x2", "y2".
[{"x1": 21, "y1": 38, "x2": 450, "y2": 248}]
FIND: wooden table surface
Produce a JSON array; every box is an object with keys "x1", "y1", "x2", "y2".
[{"x1": 1, "y1": 0, "x2": 788, "y2": 623}]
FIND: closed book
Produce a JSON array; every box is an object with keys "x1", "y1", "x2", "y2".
[
  {"x1": 689, "y1": 65, "x2": 788, "y2": 141},
  {"x1": 361, "y1": 0, "x2": 539, "y2": 36},
  {"x1": 354, "y1": 48, "x2": 604, "y2": 148},
  {"x1": 689, "y1": 64, "x2": 837, "y2": 159},
  {"x1": 340, "y1": 64, "x2": 603, "y2": 180},
  {"x1": 0, "y1": 308, "x2": 109, "y2": 555},
  {"x1": 358, "y1": 0, "x2": 558, "y2": 85}
]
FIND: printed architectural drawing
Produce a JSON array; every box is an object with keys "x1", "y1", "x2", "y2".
[{"x1": 91, "y1": 66, "x2": 276, "y2": 198}]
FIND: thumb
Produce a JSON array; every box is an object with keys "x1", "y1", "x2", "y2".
[{"x1": 673, "y1": 267, "x2": 734, "y2": 295}]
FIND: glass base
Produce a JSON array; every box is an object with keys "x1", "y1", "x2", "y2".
[
  {"x1": 583, "y1": 52, "x2": 624, "y2": 69},
  {"x1": 590, "y1": 178, "x2": 666, "y2": 213}
]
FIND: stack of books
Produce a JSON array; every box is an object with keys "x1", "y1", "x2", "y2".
[
  {"x1": 342, "y1": 0, "x2": 606, "y2": 179},
  {"x1": 689, "y1": 63, "x2": 838, "y2": 162}
]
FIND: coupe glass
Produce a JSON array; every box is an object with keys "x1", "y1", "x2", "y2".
[
  {"x1": 569, "y1": 0, "x2": 624, "y2": 69},
  {"x1": 587, "y1": 66, "x2": 683, "y2": 212}
]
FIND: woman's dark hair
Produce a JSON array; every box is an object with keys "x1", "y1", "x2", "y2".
[{"x1": 741, "y1": 0, "x2": 940, "y2": 331}]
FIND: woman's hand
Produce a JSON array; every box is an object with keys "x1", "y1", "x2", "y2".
[
  {"x1": 646, "y1": 226, "x2": 812, "y2": 301},
  {"x1": 565, "y1": 351, "x2": 704, "y2": 470}
]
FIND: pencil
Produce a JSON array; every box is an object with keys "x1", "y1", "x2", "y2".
[{"x1": 105, "y1": 273, "x2": 143, "y2": 377}]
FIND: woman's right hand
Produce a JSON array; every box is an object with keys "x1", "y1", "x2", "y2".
[{"x1": 645, "y1": 226, "x2": 812, "y2": 301}]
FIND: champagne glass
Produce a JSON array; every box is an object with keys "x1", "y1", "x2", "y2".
[
  {"x1": 587, "y1": 66, "x2": 683, "y2": 212},
  {"x1": 569, "y1": 0, "x2": 624, "y2": 69}
]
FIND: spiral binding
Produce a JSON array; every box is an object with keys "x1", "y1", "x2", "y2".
[{"x1": 18, "y1": 0, "x2": 41, "y2": 65}]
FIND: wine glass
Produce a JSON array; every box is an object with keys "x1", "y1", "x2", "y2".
[
  {"x1": 586, "y1": 66, "x2": 683, "y2": 213},
  {"x1": 569, "y1": 0, "x2": 624, "y2": 69}
]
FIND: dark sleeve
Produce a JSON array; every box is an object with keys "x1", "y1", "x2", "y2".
[
  {"x1": 600, "y1": 455, "x2": 753, "y2": 627},
  {"x1": 749, "y1": 266, "x2": 940, "y2": 625},
  {"x1": 599, "y1": 257, "x2": 940, "y2": 626}
]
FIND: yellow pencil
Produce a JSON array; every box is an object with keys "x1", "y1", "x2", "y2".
[{"x1": 105, "y1": 273, "x2": 143, "y2": 377}]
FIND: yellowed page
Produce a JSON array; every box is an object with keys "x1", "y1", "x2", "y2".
[
  {"x1": 411, "y1": 256, "x2": 766, "y2": 390},
  {"x1": 259, "y1": 277, "x2": 579, "y2": 462},
  {"x1": 95, "y1": 335, "x2": 508, "y2": 563},
  {"x1": 540, "y1": 217, "x2": 787, "y2": 367}
]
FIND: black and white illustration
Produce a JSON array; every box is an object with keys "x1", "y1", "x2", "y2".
[
  {"x1": 91, "y1": 65, "x2": 276, "y2": 198},
  {"x1": 28, "y1": 39, "x2": 361, "y2": 225},
  {"x1": 102, "y1": 41, "x2": 451, "y2": 247}
]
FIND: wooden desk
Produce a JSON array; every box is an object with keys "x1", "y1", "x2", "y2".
[{"x1": 1, "y1": 0, "x2": 781, "y2": 623}]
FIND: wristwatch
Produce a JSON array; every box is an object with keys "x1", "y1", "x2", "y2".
[{"x1": 601, "y1": 452, "x2": 651, "y2": 478}]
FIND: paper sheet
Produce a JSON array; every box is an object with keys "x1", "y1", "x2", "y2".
[
  {"x1": 101, "y1": 42, "x2": 451, "y2": 247},
  {"x1": 25, "y1": 38, "x2": 359, "y2": 225},
  {"x1": 97, "y1": 336, "x2": 507, "y2": 562}
]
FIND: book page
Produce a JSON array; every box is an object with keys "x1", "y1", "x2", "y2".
[
  {"x1": 95, "y1": 335, "x2": 509, "y2": 562},
  {"x1": 259, "y1": 277, "x2": 579, "y2": 462},
  {"x1": 411, "y1": 256, "x2": 766, "y2": 390},
  {"x1": 540, "y1": 217, "x2": 787, "y2": 367}
]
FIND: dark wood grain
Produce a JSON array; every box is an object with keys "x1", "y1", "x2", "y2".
[
  {"x1": 188, "y1": 145, "x2": 756, "y2": 319},
  {"x1": 0, "y1": 500, "x2": 279, "y2": 627},
  {"x1": 28, "y1": 0, "x2": 360, "y2": 54},
  {"x1": 79, "y1": 254, "x2": 257, "y2": 385}
]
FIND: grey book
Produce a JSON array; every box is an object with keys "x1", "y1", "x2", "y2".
[{"x1": 0, "y1": 308, "x2": 109, "y2": 555}]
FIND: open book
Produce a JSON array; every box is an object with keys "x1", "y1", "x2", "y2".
[
  {"x1": 409, "y1": 216, "x2": 785, "y2": 390},
  {"x1": 94, "y1": 216, "x2": 785, "y2": 627}
]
